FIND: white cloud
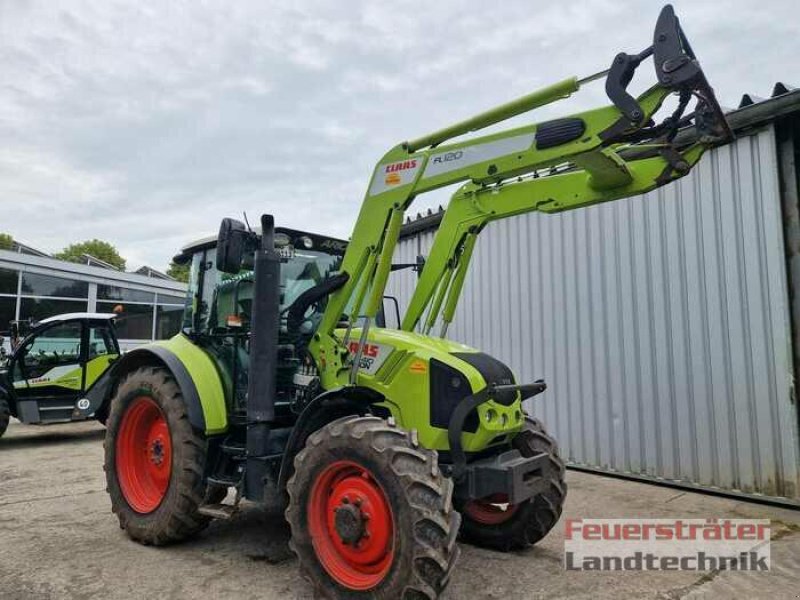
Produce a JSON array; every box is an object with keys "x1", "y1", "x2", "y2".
[{"x1": 0, "y1": 0, "x2": 796, "y2": 270}]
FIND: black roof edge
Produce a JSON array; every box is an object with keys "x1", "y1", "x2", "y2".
[
  {"x1": 400, "y1": 87, "x2": 800, "y2": 238},
  {"x1": 175, "y1": 226, "x2": 349, "y2": 263},
  {"x1": 400, "y1": 208, "x2": 445, "y2": 239}
]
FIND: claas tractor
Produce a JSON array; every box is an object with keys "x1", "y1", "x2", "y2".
[{"x1": 103, "y1": 6, "x2": 732, "y2": 598}]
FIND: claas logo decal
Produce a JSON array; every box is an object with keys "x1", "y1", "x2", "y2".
[
  {"x1": 347, "y1": 341, "x2": 393, "y2": 375},
  {"x1": 348, "y1": 341, "x2": 379, "y2": 358},
  {"x1": 384, "y1": 159, "x2": 417, "y2": 186}
]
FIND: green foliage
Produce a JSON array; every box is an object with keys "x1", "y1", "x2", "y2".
[
  {"x1": 55, "y1": 239, "x2": 126, "y2": 271},
  {"x1": 0, "y1": 233, "x2": 13, "y2": 250},
  {"x1": 167, "y1": 261, "x2": 190, "y2": 283}
]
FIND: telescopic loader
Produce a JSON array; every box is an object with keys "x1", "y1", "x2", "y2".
[{"x1": 103, "y1": 6, "x2": 732, "y2": 598}]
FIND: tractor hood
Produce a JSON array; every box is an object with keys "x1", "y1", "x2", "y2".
[
  {"x1": 345, "y1": 327, "x2": 517, "y2": 396},
  {"x1": 342, "y1": 327, "x2": 478, "y2": 377},
  {"x1": 340, "y1": 327, "x2": 524, "y2": 452}
]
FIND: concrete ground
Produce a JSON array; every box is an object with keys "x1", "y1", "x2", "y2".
[{"x1": 1, "y1": 420, "x2": 799, "y2": 600}]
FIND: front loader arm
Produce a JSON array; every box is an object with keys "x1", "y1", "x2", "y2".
[
  {"x1": 402, "y1": 142, "x2": 708, "y2": 333},
  {"x1": 314, "y1": 4, "x2": 733, "y2": 387},
  {"x1": 314, "y1": 81, "x2": 667, "y2": 338}
]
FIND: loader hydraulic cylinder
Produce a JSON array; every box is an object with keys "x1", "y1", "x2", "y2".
[{"x1": 405, "y1": 77, "x2": 579, "y2": 152}]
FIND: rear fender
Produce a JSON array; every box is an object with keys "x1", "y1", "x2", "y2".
[{"x1": 105, "y1": 336, "x2": 228, "y2": 435}]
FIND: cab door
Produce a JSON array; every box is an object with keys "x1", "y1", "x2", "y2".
[
  {"x1": 10, "y1": 320, "x2": 85, "y2": 423},
  {"x1": 83, "y1": 320, "x2": 120, "y2": 391}
]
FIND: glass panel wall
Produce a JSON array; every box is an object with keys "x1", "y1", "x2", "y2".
[
  {"x1": 20, "y1": 298, "x2": 87, "y2": 321},
  {"x1": 0, "y1": 297, "x2": 15, "y2": 334},
  {"x1": 98, "y1": 301, "x2": 153, "y2": 340},
  {"x1": 98, "y1": 284, "x2": 155, "y2": 303},
  {"x1": 158, "y1": 294, "x2": 186, "y2": 305},
  {"x1": 0, "y1": 267, "x2": 17, "y2": 294},
  {"x1": 19, "y1": 270, "x2": 89, "y2": 323},
  {"x1": 0, "y1": 268, "x2": 16, "y2": 338},
  {"x1": 21, "y1": 272, "x2": 88, "y2": 298},
  {"x1": 0, "y1": 261, "x2": 187, "y2": 344}
]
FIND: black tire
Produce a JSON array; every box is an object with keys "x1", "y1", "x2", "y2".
[
  {"x1": 104, "y1": 366, "x2": 212, "y2": 545},
  {"x1": 0, "y1": 395, "x2": 9, "y2": 439},
  {"x1": 95, "y1": 404, "x2": 109, "y2": 427},
  {"x1": 456, "y1": 416, "x2": 566, "y2": 551},
  {"x1": 286, "y1": 415, "x2": 460, "y2": 600}
]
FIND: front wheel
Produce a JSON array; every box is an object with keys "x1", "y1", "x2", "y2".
[
  {"x1": 104, "y1": 367, "x2": 212, "y2": 545},
  {"x1": 286, "y1": 415, "x2": 460, "y2": 599},
  {"x1": 457, "y1": 417, "x2": 567, "y2": 551},
  {"x1": 0, "y1": 395, "x2": 9, "y2": 438}
]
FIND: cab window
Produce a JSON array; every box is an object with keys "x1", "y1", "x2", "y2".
[
  {"x1": 88, "y1": 325, "x2": 117, "y2": 359},
  {"x1": 16, "y1": 322, "x2": 83, "y2": 380},
  {"x1": 280, "y1": 251, "x2": 337, "y2": 308}
]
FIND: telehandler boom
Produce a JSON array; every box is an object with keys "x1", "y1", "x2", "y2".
[{"x1": 103, "y1": 6, "x2": 731, "y2": 599}]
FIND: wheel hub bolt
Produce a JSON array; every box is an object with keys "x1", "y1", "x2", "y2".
[
  {"x1": 334, "y1": 501, "x2": 367, "y2": 546},
  {"x1": 149, "y1": 439, "x2": 164, "y2": 466}
]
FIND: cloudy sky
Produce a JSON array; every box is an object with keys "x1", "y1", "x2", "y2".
[{"x1": 1, "y1": 0, "x2": 796, "y2": 271}]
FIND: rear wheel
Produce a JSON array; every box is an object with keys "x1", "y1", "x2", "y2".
[
  {"x1": 104, "y1": 367, "x2": 212, "y2": 545},
  {"x1": 0, "y1": 395, "x2": 9, "y2": 438},
  {"x1": 457, "y1": 417, "x2": 566, "y2": 551},
  {"x1": 286, "y1": 415, "x2": 460, "y2": 599}
]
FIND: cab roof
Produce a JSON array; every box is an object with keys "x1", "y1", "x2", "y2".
[
  {"x1": 38, "y1": 313, "x2": 117, "y2": 325},
  {"x1": 175, "y1": 226, "x2": 348, "y2": 263}
]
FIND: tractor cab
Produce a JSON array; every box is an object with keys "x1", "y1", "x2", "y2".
[
  {"x1": 173, "y1": 226, "x2": 350, "y2": 420},
  {"x1": 175, "y1": 227, "x2": 347, "y2": 334},
  {"x1": 0, "y1": 313, "x2": 120, "y2": 432}
]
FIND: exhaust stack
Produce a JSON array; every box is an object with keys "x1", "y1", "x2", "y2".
[{"x1": 245, "y1": 214, "x2": 281, "y2": 501}]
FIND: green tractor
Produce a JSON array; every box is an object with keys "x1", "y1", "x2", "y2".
[{"x1": 103, "y1": 7, "x2": 732, "y2": 598}]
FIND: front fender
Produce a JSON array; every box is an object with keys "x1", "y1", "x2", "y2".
[
  {"x1": 277, "y1": 386, "x2": 383, "y2": 489},
  {"x1": 109, "y1": 335, "x2": 228, "y2": 435}
]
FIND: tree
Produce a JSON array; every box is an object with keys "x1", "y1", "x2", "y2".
[
  {"x1": 167, "y1": 260, "x2": 190, "y2": 283},
  {"x1": 55, "y1": 239, "x2": 126, "y2": 271},
  {"x1": 0, "y1": 233, "x2": 12, "y2": 250}
]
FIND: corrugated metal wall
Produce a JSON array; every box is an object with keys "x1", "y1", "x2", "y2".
[{"x1": 387, "y1": 125, "x2": 800, "y2": 503}]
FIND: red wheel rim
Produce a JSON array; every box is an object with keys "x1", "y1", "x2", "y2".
[
  {"x1": 115, "y1": 396, "x2": 172, "y2": 514},
  {"x1": 308, "y1": 460, "x2": 394, "y2": 590},
  {"x1": 464, "y1": 494, "x2": 519, "y2": 525}
]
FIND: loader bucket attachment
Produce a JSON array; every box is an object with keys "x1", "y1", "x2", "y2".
[{"x1": 602, "y1": 4, "x2": 733, "y2": 146}]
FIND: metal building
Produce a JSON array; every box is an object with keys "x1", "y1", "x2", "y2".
[
  {"x1": 0, "y1": 250, "x2": 187, "y2": 352},
  {"x1": 387, "y1": 86, "x2": 800, "y2": 505}
]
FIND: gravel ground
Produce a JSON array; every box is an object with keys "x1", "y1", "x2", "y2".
[{"x1": 1, "y1": 419, "x2": 799, "y2": 599}]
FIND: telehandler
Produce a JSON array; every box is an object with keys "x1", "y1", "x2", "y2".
[
  {"x1": 0, "y1": 313, "x2": 120, "y2": 438},
  {"x1": 103, "y1": 6, "x2": 732, "y2": 598}
]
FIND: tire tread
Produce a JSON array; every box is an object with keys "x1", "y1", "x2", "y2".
[
  {"x1": 104, "y1": 367, "x2": 212, "y2": 546},
  {"x1": 286, "y1": 415, "x2": 459, "y2": 599}
]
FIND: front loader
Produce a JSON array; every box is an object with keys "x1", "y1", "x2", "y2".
[{"x1": 103, "y1": 6, "x2": 732, "y2": 598}]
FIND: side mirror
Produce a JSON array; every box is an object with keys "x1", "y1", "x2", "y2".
[
  {"x1": 217, "y1": 218, "x2": 248, "y2": 274},
  {"x1": 381, "y1": 296, "x2": 401, "y2": 329}
]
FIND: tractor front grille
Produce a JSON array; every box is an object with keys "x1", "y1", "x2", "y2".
[
  {"x1": 429, "y1": 359, "x2": 478, "y2": 433},
  {"x1": 452, "y1": 352, "x2": 517, "y2": 405}
]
